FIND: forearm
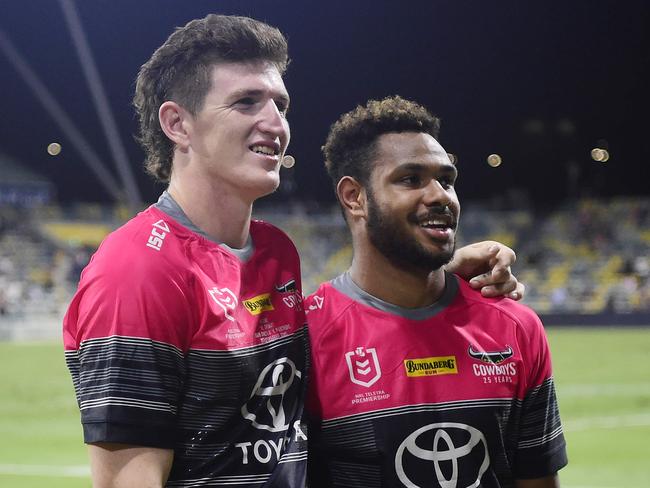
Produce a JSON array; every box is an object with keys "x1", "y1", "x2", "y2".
[
  {"x1": 88, "y1": 443, "x2": 174, "y2": 488},
  {"x1": 515, "y1": 473, "x2": 561, "y2": 488}
]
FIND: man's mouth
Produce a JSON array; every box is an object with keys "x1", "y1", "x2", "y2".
[
  {"x1": 250, "y1": 144, "x2": 280, "y2": 156},
  {"x1": 412, "y1": 211, "x2": 457, "y2": 242},
  {"x1": 419, "y1": 217, "x2": 454, "y2": 230},
  {"x1": 414, "y1": 211, "x2": 456, "y2": 230}
]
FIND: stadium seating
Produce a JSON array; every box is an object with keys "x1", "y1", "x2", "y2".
[{"x1": 1, "y1": 197, "x2": 649, "y2": 337}]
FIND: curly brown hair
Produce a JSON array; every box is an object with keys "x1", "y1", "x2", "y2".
[
  {"x1": 133, "y1": 14, "x2": 289, "y2": 182},
  {"x1": 322, "y1": 96, "x2": 441, "y2": 191}
]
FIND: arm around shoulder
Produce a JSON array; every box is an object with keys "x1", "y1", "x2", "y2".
[
  {"x1": 447, "y1": 240, "x2": 525, "y2": 300},
  {"x1": 88, "y1": 443, "x2": 173, "y2": 488}
]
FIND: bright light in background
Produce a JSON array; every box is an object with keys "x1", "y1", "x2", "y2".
[
  {"x1": 487, "y1": 153, "x2": 502, "y2": 167},
  {"x1": 591, "y1": 147, "x2": 610, "y2": 162},
  {"x1": 591, "y1": 139, "x2": 610, "y2": 162},
  {"x1": 47, "y1": 142, "x2": 61, "y2": 156},
  {"x1": 281, "y1": 154, "x2": 295, "y2": 168}
]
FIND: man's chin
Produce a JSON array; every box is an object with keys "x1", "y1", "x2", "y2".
[
  {"x1": 249, "y1": 175, "x2": 281, "y2": 200},
  {"x1": 420, "y1": 244, "x2": 455, "y2": 271},
  {"x1": 422, "y1": 239, "x2": 455, "y2": 261},
  {"x1": 383, "y1": 248, "x2": 454, "y2": 276}
]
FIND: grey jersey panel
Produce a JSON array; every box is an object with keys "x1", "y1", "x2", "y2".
[
  {"x1": 154, "y1": 191, "x2": 254, "y2": 262},
  {"x1": 330, "y1": 271, "x2": 459, "y2": 320}
]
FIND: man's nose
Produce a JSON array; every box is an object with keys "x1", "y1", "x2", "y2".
[
  {"x1": 258, "y1": 99, "x2": 288, "y2": 138},
  {"x1": 423, "y1": 179, "x2": 452, "y2": 207}
]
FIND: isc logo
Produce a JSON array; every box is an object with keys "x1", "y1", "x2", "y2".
[{"x1": 146, "y1": 219, "x2": 170, "y2": 251}]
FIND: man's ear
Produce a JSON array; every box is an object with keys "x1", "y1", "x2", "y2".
[
  {"x1": 159, "y1": 101, "x2": 190, "y2": 150},
  {"x1": 336, "y1": 176, "x2": 367, "y2": 219}
]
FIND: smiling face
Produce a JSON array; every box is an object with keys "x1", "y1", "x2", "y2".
[
  {"x1": 364, "y1": 131, "x2": 460, "y2": 273},
  {"x1": 185, "y1": 60, "x2": 290, "y2": 201}
]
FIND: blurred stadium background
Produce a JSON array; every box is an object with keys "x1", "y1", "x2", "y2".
[{"x1": 1, "y1": 1, "x2": 649, "y2": 487}]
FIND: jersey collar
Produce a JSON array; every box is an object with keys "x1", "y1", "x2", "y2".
[
  {"x1": 331, "y1": 271, "x2": 459, "y2": 320},
  {"x1": 154, "y1": 190, "x2": 255, "y2": 262}
]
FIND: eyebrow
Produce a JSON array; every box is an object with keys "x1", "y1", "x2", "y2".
[{"x1": 395, "y1": 162, "x2": 458, "y2": 177}]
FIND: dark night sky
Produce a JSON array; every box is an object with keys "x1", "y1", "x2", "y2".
[{"x1": 1, "y1": 0, "x2": 648, "y2": 208}]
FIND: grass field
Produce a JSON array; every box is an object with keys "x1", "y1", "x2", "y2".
[{"x1": 1, "y1": 327, "x2": 649, "y2": 487}]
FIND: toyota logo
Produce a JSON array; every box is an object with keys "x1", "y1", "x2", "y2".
[
  {"x1": 395, "y1": 422, "x2": 490, "y2": 488},
  {"x1": 242, "y1": 357, "x2": 301, "y2": 432}
]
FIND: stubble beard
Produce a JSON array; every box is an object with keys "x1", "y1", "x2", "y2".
[{"x1": 365, "y1": 190, "x2": 456, "y2": 275}]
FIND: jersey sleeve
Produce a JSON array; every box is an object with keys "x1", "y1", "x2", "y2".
[
  {"x1": 510, "y1": 306, "x2": 568, "y2": 478},
  {"x1": 63, "y1": 226, "x2": 195, "y2": 448},
  {"x1": 304, "y1": 286, "x2": 331, "y2": 421}
]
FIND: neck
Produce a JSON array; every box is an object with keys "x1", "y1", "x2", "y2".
[
  {"x1": 167, "y1": 174, "x2": 253, "y2": 249},
  {"x1": 349, "y1": 242, "x2": 446, "y2": 309}
]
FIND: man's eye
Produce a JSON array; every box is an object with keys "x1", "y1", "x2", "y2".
[
  {"x1": 237, "y1": 97, "x2": 256, "y2": 106},
  {"x1": 400, "y1": 175, "x2": 421, "y2": 186},
  {"x1": 439, "y1": 177, "x2": 455, "y2": 189},
  {"x1": 275, "y1": 101, "x2": 289, "y2": 116}
]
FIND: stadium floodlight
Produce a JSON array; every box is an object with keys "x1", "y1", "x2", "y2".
[{"x1": 0, "y1": 28, "x2": 125, "y2": 203}]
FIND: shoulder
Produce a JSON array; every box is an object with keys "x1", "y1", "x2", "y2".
[
  {"x1": 305, "y1": 280, "x2": 336, "y2": 312},
  {"x1": 454, "y1": 276, "x2": 543, "y2": 330},
  {"x1": 452, "y1": 277, "x2": 555, "y2": 387},
  {"x1": 250, "y1": 219, "x2": 298, "y2": 253},
  {"x1": 86, "y1": 207, "x2": 192, "y2": 282},
  {"x1": 65, "y1": 208, "x2": 198, "y2": 347},
  {"x1": 306, "y1": 279, "x2": 357, "y2": 337},
  {"x1": 249, "y1": 220, "x2": 302, "y2": 285},
  {"x1": 305, "y1": 281, "x2": 328, "y2": 311},
  {"x1": 452, "y1": 276, "x2": 549, "y2": 361}
]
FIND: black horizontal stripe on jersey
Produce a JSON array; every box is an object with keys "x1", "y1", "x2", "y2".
[
  {"x1": 176, "y1": 326, "x2": 309, "y2": 432},
  {"x1": 66, "y1": 335, "x2": 186, "y2": 447},
  {"x1": 278, "y1": 451, "x2": 308, "y2": 464},
  {"x1": 517, "y1": 425, "x2": 564, "y2": 449},
  {"x1": 330, "y1": 461, "x2": 381, "y2": 487},
  {"x1": 508, "y1": 377, "x2": 565, "y2": 450},
  {"x1": 67, "y1": 336, "x2": 184, "y2": 413},
  {"x1": 168, "y1": 325, "x2": 309, "y2": 482},
  {"x1": 175, "y1": 442, "x2": 230, "y2": 461},
  {"x1": 189, "y1": 325, "x2": 308, "y2": 357},
  {"x1": 322, "y1": 397, "x2": 514, "y2": 429},
  {"x1": 165, "y1": 472, "x2": 270, "y2": 487},
  {"x1": 312, "y1": 385, "x2": 566, "y2": 485}
]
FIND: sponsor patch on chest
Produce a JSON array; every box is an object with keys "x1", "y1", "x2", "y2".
[
  {"x1": 404, "y1": 356, "x2": 458, "y2": 377},
  {"x1": 468, "y1": 344, "x2": 518, "y2": 383},
  {"x1": 243, "y1": 293, "x2": 275, "y2": 315}
]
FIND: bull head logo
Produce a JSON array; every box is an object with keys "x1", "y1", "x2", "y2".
[{"x1": 468, "y1": 345, "x2": 513, "y2": 364}]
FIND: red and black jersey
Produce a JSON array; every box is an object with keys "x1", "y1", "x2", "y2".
[
  {"x1": 63, "y1": 192, "x2": 308, "y2": 487},
  {"x1": 305, "y1": 272, "x2": 567, "y2": 488}
]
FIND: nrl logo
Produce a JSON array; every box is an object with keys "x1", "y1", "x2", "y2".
[
  {"x1": 345, "y1": 346, "x2": 381, "y2": 388},
  {"x1": 208, "y1": 287, "x2": 238, "y2": 322},
  {"x1": 468, "y1": 345, "x2": 514, "y2": 364}
]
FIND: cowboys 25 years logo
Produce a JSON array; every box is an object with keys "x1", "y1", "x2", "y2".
[
  {"x1": 395, "y1": 422, "x2": 490, "y2": 488},
  {"x1": 468, "y1": 345, "x2": 514, "y2": 364}
]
